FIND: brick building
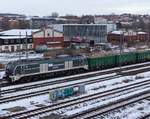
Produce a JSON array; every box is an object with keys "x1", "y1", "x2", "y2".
[
  {"x1": 108, "y1": 31, "x2": 148, "y2": 45},
  {"x1": 33, "y1": 28, "x2": 64, "y2": 50}
]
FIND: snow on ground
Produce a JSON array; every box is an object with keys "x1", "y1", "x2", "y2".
[
  {"x1": 60, "y1": 87, "x2": 150, "y2": 116},
  {"x1": 85, "y1": 74, "x2": 147, "y2": 93},
  {"x1": 2, "y1": 73, "x2": 116, "y2": 90},
  {"x1": 0, "y1": 71, "x2": 150, "y2": 118},
  {"x1": 0, "y1": 94, "x2": 50, "y2": 116},
  {"x1": 0, "y1": 71, "x2": 5, "y2": 79},
  {"x1": 1, "y1": 70, "x2": 147, "y2": 98},
  {"x1": 0, "y1": 52, "x2": 43, "y2": 64},
  {"x1": 0, "y1": 76, "x2": 148, "y2": 112},
  {"x1": 98, "y1": 99, "x2": 150, "y2": 119},
  {"x1": 2, "y1": 73, "x2": 116, "y2": 96}
]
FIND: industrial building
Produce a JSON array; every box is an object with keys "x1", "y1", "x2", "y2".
[
  {"x1": 30, "y1": 17, "x2": 56, "y2": 29},
  {"x1": 50, "y1": 24, "x2": 116, "y2": 44}
]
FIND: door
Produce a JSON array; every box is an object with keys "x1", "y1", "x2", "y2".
[
  {"x1": 11, "y1": 46, "x2": 15, "y2": 52},
  {"x1": 40, "y1": 64, "x2": 48, "y2": 73}
]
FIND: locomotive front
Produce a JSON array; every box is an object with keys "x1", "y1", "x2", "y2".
[{"x1": 5, "y1": 61, "x2": 16, "y2": 82}]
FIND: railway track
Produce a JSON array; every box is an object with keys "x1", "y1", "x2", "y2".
[
  {"x1": 0, "y1": 74, "x2": 120, "y2": 104},
  {"x1": 1, "y1": 62, "x2": 150, "y2": 104},
  {"x1": 66, "y1": 91, "x2": 150, "y2": 119},
  {"x1": 0, "y1": 73, "x2": 117, "y2": 95},
  {"x1": 2, "y1": 61, "x2": 150, "y2": 96},
  {"x1": 2, "y1": 79, "x2": 150, "y2": 119},
  {"x1": 139, "y1": 114, "x2": 150, "y2": 119}
]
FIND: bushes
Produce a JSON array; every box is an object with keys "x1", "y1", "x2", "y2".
[{"x1": 0, "y1": 63, "x2": 5, "y2": 69}]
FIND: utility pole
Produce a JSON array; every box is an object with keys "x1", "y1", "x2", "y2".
[
  {"x1": 147, "y1": 21, "x2": 150, "y2": 48},
  {"x1": 119, "y1": 31, "x2": 123, "y2": 73},
  {"x1": 148, "y1": 31, "x2": 150, "y2": 48},
  {"x1": 0, "y1": 77, "x2": 1, "y2": 97},
  {"x1": 0, "y1": 78, "x2": 2, "y2": 97},
  {"x1": 19, "y1": 31, "x2": 21, "y2": 60},
  {"x1": 43, "y1": 27, "x2": 46, "y2": 51},
  {"x1": 52, "y1": 26, "x2": 54, "y2": 50},
  {"x1": 26, "y1": 31, "x2": 28, "y2": 59}
]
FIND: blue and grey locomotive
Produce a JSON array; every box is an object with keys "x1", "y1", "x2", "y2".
[{"x1": 5, "y1": 55, "x2": 88, "y2": 83}]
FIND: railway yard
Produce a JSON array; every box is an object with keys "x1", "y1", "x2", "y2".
[
  {"x1": 0, "y1": 61, "x2": 150, "y2": 119},
  {"x1": 1, "y1": 3, "x2": 150, "y2": 118}
]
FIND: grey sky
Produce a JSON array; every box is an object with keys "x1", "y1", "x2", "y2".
[{"x1": 0, "y1": 0, "x2": 150, "y2": 16}]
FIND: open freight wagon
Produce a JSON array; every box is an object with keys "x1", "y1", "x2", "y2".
[{"x1": 87, "y1": 50, "x2": 150, "y2": 70}]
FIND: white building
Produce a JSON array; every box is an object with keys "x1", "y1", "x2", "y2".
[
  {"x1": 94, "y1": 17, "x2": 108, "y2": 24},
  {"x1": 0, "y1": 29, "x2": 39, "y2": 52}
]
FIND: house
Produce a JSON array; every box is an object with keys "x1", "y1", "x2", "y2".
[{"x1": 0, "y1": 29, "x2": 39, "y2": 52}]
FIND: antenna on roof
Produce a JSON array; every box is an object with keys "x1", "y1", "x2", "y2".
[{"x1": 52, "y1": 25, "x2": 54, "y2": 37}]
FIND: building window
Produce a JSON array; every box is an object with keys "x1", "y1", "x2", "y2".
[
  {"x1": 29, "y1": 44, "x2": 32, "y2": 49},
  {"x1": 17, "y1": 45, "x2": 20, "y2": 50},
  {"x1": 22, "y1": 44, "x2": 27, "y2": 50},
  {"x1": 5, "y1": 46, "x2": 8, "y2": 49},
  {"x1": 29, "y1": 39, "x2": 32, "y2": 43},
  {"x1": 16, "y1": 39, "x2": 21, "y2": 44},
  {"x1": 4, "y1": 39, "x2": 9, "y2": 44},
  {"x1": 23, "y1": 39, "x2": 28, "y2": 43},
  {"x1": 10, "y1": 39, "x2": 15, "y2": 44},
  {"x1": 0, "y1": 40, "x2": 2, "y2": 45}
]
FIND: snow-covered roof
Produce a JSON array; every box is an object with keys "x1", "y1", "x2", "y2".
[
  {"x1": 0, "y1": 36, "x2": 27, "y2": 39},
  {"x1": 111, "y1": 31, "x2": 123, "y2": 35},
  {"x1": 0, "y1": 29, "x2": 40, "y2": 36},
  {"x1": 138, "y1": 32, "x2": 146, "y2": 34}
]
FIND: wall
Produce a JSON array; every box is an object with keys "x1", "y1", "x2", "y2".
[
  {"x1": 33, "y1": 28, "x2": 64, "y2": 50},
  {"x1": 33, "y1": 37, "x2": 64, "y2": 50}
]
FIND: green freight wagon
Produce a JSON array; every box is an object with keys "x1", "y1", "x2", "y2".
[
  {"x1": 116, "y1": 52, "x2": 137, "y2": 65},
  {"x1": 87, "y1": 50, "x2": 150, "y2": 71},
  {"x1": 137, "y1": 50, "x2": 150, "y2": 62},
  {"x1": 87, "y1": 55, "x2": 116, "y2": 70}
]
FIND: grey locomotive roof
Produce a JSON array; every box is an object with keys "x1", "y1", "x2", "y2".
[{"x1": 10, "y1": 55, "x2": 85, "y2": 65}]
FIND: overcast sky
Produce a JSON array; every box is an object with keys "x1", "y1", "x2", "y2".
[{"x1": 0, "y1": 0, "x2": 150, "y2": 16}]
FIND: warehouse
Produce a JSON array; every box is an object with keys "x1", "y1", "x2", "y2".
[{"x1": 50, "y1": 24, "x2": 116, "y2": 45}]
